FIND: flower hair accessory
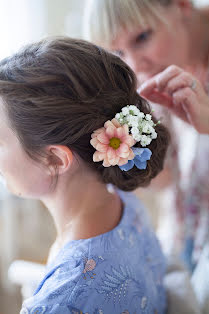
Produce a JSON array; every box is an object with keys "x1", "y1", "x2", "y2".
[
  {"x1": 115, "y1": 105, "x2": 158, "y2": 146},
  {"x1": 90, "y1": 105, "x2": 159, "y2": 170}
]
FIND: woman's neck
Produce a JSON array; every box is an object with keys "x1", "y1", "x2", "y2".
[{"x1": 41, "y1": 171, "x2": 123, "y2": 249}]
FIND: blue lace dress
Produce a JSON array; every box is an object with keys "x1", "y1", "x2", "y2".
[{"x1": 20, "y1": 191, "x2": 167, "y2": 314}]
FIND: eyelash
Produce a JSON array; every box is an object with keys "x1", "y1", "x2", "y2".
[
  {"x1": 113, "y1": 29, "x2": 152, "y2": 58},
  {"x1": 135, "y1": 30, "x2": 152, "y2": 44}
]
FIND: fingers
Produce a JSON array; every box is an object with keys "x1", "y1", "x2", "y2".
[
  {"x1": 172, "y1": 87, "x2": 197, "y2": 125},
  {"x1": 138, "y1": 78, "x2": 157, "y2": 96},
  {"x1": 138, "y1": 64, "x2": 209, "y2": 132},
  {"x1": 140, "y1": 90, "x2": 173, "y2": 108},
  {"x1": 154, "y1": 65, "x2": 183, "y2": 92},
  {"x1": 165, "y1": 72, "x2": 199, "y2": 95},
  {"x1": 139, "y1": 65, "x2": 183, "y2": 96},
  {"x1": 172, "y1": 87, "x2": 196, "y2": 106},
  {"x1": 138, "y1": 65, "x2": 198, "y2": 108}
]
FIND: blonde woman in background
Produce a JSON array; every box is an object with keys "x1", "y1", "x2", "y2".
[{"x1": 84, "y1": 0, "x2": 209, "y2": 272}]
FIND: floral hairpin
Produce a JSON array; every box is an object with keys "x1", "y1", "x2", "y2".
[{"x1": 90, "y1": 105, "x2": 159, "y2": 171}]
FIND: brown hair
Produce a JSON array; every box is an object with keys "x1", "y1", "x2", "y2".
[{"x1": 0, "y1": 37, "x2": 169, "y2": 191}]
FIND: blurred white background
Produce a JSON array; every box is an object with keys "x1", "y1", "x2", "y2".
[
  {"x1": 0, "y1": 1, "x2": 85, "y2": 313},
  {"x1": 0, "y1": 0, "x2": 208, "y2": 313}
]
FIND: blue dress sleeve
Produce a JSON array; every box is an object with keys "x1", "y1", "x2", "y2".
[{"x1": 20, "y1": 253, "x2": 164, "y2": 313}]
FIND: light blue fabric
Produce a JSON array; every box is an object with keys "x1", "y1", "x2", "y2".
[{"x1": 20, "y1": 191, "x2": 167, "y2": 314}]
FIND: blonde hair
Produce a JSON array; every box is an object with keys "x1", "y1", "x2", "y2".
[{"x1": 83, "y1": 0, "x2": 173, "y2": 46}]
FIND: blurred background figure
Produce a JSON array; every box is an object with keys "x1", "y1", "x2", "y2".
[
  {"x1": 83, "y1": 0, "x2": 209, "y2": 273},
  {"x1": 0, "y1": 0, "x2": 208, "y2": 313}
]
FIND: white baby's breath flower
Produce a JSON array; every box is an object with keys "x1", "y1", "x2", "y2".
[
  {"x1": 138, "y1": 112, "x2": 145, "y2": 119},
  {"x1": 122, "y1": 106, "x2": 129, "y2": 116},
  {"x1": 148, "y1": 126, "x2": 155, "y2": 134},
  {"x1": 129, "y1": 105, "x2": 140, "y2": 115},
  {"x1": 148, "y1": 120, "x2": 154, "y2": 127},
  {"x1": 139, "y1": 120, "x2": 145, "y2": 130},
  {"x1": 114, "y1": 105, "x2": 158, "y2": 146},
  {"x1": 133, "y1": 133, "x2": 141, "y2": 142},
  {"x1": 140, "y1": 135, "x2": 152, "y2": 147},
  {"x1": 119, "y1": 119, "x2": 124, "y2": 124},
  {"x1": 131, "y1": 126, "x2": 139, "y2": 136},
  {"x1": 115, "y1": 113, "x2": 121, "y2": 120},
  {"x1": 142, "y1": 121, "x2": 150, "y2": 133},
  {"x1": 128, "y1": 116, "x2": 139, "y2": 127},
  {"x1": 129, "y1": 105, "x2": 136, "y2": 111},
  {"x1": 145, "y1": 114, "x2": 152, "y2": 121},
  {"x1": 151, "y1": 131, "x2": 157, "y2": 139},
  {"x1": 143, "y1": 122, "x2": 155, "y2": 134}
]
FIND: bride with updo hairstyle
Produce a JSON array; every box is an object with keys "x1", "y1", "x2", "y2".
[{"x1": 0, "y1": 37, "x2": 169, "y2": 313}]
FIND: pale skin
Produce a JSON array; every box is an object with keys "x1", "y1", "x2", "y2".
[
  {"x1": 0, "y1": 101, "x2": 123, "y2": 261},
  {"x1": 110, "y1": 0, "x2": 209, "y2": 134}
]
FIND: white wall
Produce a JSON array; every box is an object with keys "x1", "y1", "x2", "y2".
[{"x1": 194, "y1": 0, "x2": 209, "y2": 6}]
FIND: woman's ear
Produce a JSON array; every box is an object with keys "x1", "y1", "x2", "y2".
[{"x1": 46, "y1": 145, "x2": 73, "y2": 175}]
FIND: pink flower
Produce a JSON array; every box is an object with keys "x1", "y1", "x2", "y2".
[{"x1": 90, "y1": 118, "x2": 136, "y2": 167}]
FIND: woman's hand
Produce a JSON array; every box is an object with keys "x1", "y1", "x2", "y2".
[{"x1": 139, "y1": 65, "x2": 209, "y2": 134}]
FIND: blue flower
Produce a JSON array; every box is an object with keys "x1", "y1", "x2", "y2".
[{"x1": 119, "y1": 148, "x2": 152, "y2": 171}]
